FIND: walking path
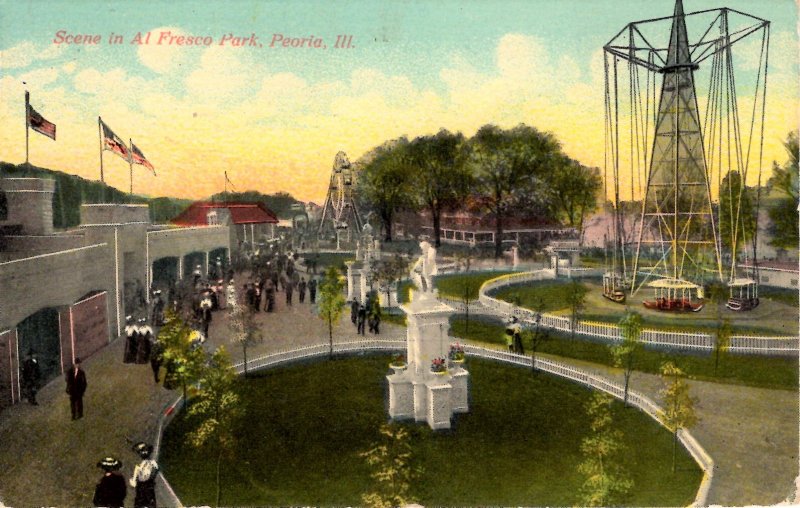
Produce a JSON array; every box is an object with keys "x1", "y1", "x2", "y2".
[{"x1": 0, "y1": 280, "x2": 796, "y2": 506}]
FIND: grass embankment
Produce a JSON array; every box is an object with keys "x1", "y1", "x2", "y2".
[
  {"x1": 160, "y1": 355, "x2": 701, "y2": 506},
  {"x1": 434, "y1": 271, "x2": 516, "y2": 301},
  {"x1": 450, "y1": 315, "x2": 798, "y2": 391},
  {"x1": 492, "y1": 279, "x2": 797, "y2": 336}
]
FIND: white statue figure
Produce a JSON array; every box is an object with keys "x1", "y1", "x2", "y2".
[{"x1": 411, "y1": 239, "x2": 437, "y2": 296}]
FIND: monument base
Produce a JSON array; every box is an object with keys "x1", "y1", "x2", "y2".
[{"x1": 387, "y1": 367, "x2": 468, "y2": 430}]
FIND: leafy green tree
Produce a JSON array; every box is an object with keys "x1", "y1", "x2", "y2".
[
  {"x1": 228, "y1": 304, "x2": 262, "y2": 377},
  {"x1": 370, "y1": 254, "x2": 410, "y2": 308},
  {"x1": 659, "y1": 362, "x2": 699, "y2": 472},
  {"x1": 719, "y1": 170, "x2": 757, "y2": 257},
  {"x1": 159, "y1": 310, "x2": 206, "y2": 408},
  {"x1": 566, "y1": 279, "x2": 588, "y2": 340},
  {"x1": 360, "y1": 423, "x2": 420, "y2": 508},
  {"x1": 546, "y1": 156, "x2": 602, "y2": 237},
  {"x1": 465, "y1": 124, "x2": 561, "y2": 258},
  {"x1": 767, "y1": 131, "x2": 799, "y2": 251},
  {"x1": 610, "y1": 310, "x2": 643, "y2": 406},
  {"x1": 713, "y1": 319, "x2": 732, "y2": 377},
  {"x1": 577, "y1": 392, "x2": 633, "y2": 506},
  {"x1": 707, "y1": 283, "x2": 732, "y2": 377},
  {"x1": 526, "y1": 297, "x2": 549, "y2": 374},
  {"x1": 358, "y1": 138, "x2": 417, "y2": 241},
  {"x1": 317, "y1": 265, "x2": 346, "y2": 358},
  {"x1": 187, "y1": 347, "x2": 242, "y2": 507},
  {"x1": 408, "y1": 129, "x2": 472, "y2": 247}
]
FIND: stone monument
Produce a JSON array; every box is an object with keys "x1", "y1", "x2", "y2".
[{"x1": 387, "y1": 239, "x2": 469, "y2": 430}]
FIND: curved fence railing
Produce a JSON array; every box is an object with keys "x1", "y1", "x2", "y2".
[
  {"x1": 477, "y1": 269, "x2": 799, "y2": 356},
  {"x1": 152, "y1": 337, "x2": 713, "y2": 507}
]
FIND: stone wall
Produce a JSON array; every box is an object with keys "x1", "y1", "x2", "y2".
[
  {"x1": 0, "y1": 244, "x2": 115, "y2": 338},
  {"x1": 0, "y1": 178, "x2": 55, "y2": 235}
]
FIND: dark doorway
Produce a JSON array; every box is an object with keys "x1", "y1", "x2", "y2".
[
  {"x1": 152, "y1": 256, "x2": 179, "y2": 290},
  {"x1": 16, "y1": 307, "x2": 61, "y2": 385},
  {"x1": 183, "y1": 252, "x2": 205, "y2": 279}
]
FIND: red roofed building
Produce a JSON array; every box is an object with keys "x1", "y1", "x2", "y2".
[{"x1": 172, "y1": 202, "x2": 279, "y2": 251}]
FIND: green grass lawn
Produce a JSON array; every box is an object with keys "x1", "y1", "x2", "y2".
[
  {"x1": 435, "y1": 270, "x2": 516, "y2": 301},
  {"x1": 306, "y1": 252, "x2": 356, "y2": 273},
  {"x1": 492, "y1": 278, "x2": 797, "y2": 336},
  {"x1": 450, "y1": 315, "x2": 799, "y2": 390},
  {"x1": 160, "y1": 355, "x2": 701, "y2": 506},
  {"x1": 491, "y1": 278, "x2": 579, "y2": 312}
]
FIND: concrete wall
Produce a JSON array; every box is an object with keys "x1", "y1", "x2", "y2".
[
  {"x1": 0, "y1": 178, "x2": 55, "y2": 235},
  {"x1": 1, "y1": 234, "x2": 86, "y2": 257},
  {"x1": 0, "y1": 244, "x2": 115, "y2": 338},
  {"x1": 756, "y1": 267, "x2": 799, "y2": 289}
]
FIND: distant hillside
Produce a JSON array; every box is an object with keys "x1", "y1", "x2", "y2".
[
  {"x1": 0, "y1": 161, "x2": 193, "y2": 228},
  {"x1": 0, "y1": 162, "x2": 303, "y2": 229}
]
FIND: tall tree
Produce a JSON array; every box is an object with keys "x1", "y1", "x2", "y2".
[
  {"x1": 370, "y1": 254, "x2": 410, "y2": 307},
  {"x1": 408, "y1": 129, "x2": 471, "y2": 247},
  {"x1": 466, "y1": 124, "x2": 561, "y2": 258},
  {"x1": 610, "y1": 310, "x2": 643, "y2": 406},
  {"x1": 317, "y1": 265, "x2": 346, "y2": 358},
  {"x1": 526, "y1": 297, "x2": 550, "y2": 375},
  {"x1": 159, "y1": 310, "x2": 206, "y2": 408},
  {"x1": 566, "y1": 279, "x2": 588, "y2": 340},
  {"x1": 187, "y1": 347, "x2": 242, "y2": 507},
  {"x1": 767, "y1": 131, "x2": 799, "y2": 251},
  {"x1": 719, "y1": 170, "x2": 757, "y2": 257},
  {"x1": 547, "y1": 156, "x2": 602, "y2": 239},
  {"x1": 228, "y1": 305, "x2": 262, "y2": 377},
  {"x1": 577, "y1": 392, "x2": 633, "y2": 506},
  {"x1": 358, "y1": 138, "x2": 416, "y2": 241},
  {"x1": 659, "y1": 361, "x2": 699, "y2": 473}
]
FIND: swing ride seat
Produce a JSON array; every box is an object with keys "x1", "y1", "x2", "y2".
[
  {"x1": 603, "y1": 289, "x2": 626, "y2": 303},
  {"x1": 726, "y1": 297, "x2": 759, "y2": 311},
  {"x1": 643, "y1": 278, "x2": 705, "y2": 312}
]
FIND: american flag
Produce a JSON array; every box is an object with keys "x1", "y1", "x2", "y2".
[
  {"x1": 27, "y1": 104, "x2": 56, "y2": 140},
  {"x1": 100, "y1": 119, "x2": 129, "y2": 160},
  {"x1": 130, "y1": 142, "x2": 156, "y2": 175}
]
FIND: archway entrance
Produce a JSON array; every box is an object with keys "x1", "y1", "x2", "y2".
[
  {"x1": 152, "y1": 256, "x2": 179, "y2": 290},
  {"x1": 16, "y1": 307, "x2": 61, "y2": 385}
]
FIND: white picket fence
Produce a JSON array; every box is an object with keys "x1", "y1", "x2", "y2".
[
  {"x1": 152, "y1": 337, "x2": 713, "y2": 507},
  {"x1": 477, "y1": 270, "x2": 799, "y2": 356}
]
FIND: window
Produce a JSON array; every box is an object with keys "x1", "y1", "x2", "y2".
[{"x1": 0, "y1": 191, "x2": 7, "y2": 220}]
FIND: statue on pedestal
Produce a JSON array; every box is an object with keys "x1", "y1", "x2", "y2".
[{"x1": 411, "y1": 238, "x2": 437, "y2": 296}]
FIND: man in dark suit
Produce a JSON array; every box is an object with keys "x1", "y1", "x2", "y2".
[{"x1": 65, "y1": 357, "x2": 87, "y2": 420}]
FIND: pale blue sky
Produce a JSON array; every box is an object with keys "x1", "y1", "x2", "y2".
[{"x1": 0, "y1": 0, "x2": 796, "y2": 201}]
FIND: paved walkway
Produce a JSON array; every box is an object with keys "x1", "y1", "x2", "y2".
[{"x1": 0, "y1": 278, "x2": 796, "y2": 506}]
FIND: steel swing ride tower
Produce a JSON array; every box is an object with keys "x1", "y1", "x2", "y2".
[{"x1": 604, "y1": 0, "x2": 770, "y2": 311}]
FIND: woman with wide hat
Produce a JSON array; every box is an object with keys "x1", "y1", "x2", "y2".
[
  {"x1": 93, "y1": 456, "x2": 126, "y2": 507},
  {"x1": 130, "y1": 442, "x2": 158, "y2": 508}
]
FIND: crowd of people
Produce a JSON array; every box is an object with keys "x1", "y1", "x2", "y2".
[{"x1": 349, "y1": 291, "x2": 383, "y2": 336}]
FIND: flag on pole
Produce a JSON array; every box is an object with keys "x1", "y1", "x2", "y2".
[
  {"x1": 100, "y1": 119, "x2": 129, "y2": 160},
  {"x1": 130, "y1": 142, "x2": 156, "y2": 175},
  {"x1": 27, "y1": 103, "x2": 56, "y2": 140}
]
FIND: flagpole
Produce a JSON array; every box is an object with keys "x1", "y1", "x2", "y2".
[
  {"x1": 24, "y1": 91, "x2": 30, "y2": 165},
  {"x1": 98, "y1": 117, "x2": 105, "y2": 183},
  {"x1": 98, "y1": 116, "x2": 105, "y2": 203},
  {"x1": 129, "y1": 138, "x2": 134, "y2": 195}
]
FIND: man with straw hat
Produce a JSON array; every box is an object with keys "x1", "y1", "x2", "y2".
[{"x1": 93, "y1": 456, "x2": 126, "y2": 507}]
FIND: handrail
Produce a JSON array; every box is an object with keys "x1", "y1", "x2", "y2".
[{"x1": 477, "y1": 269, "x2": 798, "y2": 355}]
